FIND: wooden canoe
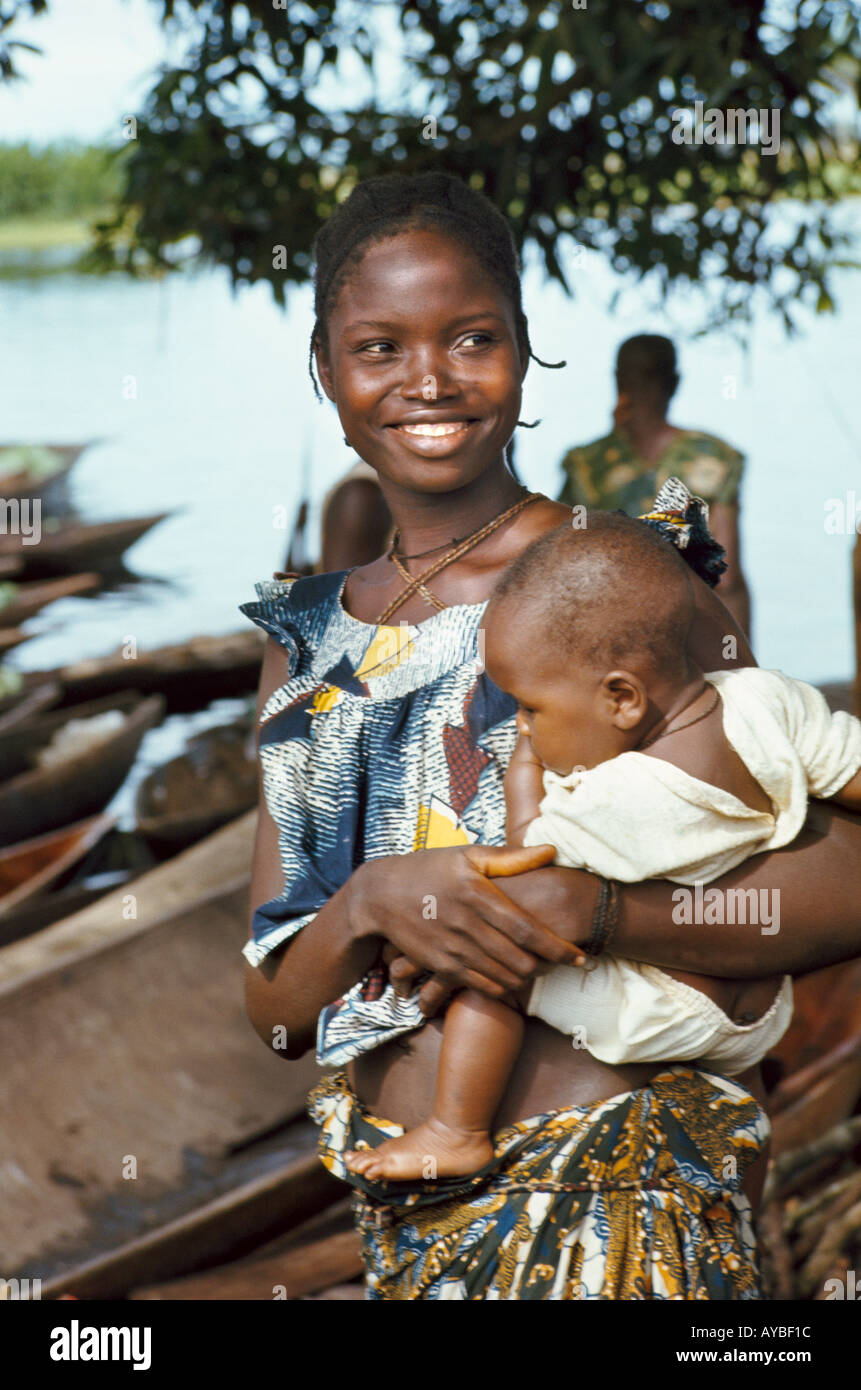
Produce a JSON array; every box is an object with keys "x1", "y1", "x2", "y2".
[
  {"x1": 0, "y1": 572, "x2": 100, "y2": 625},
  {"x1": 39, "y1": 628, "x2": 264, "y2": 713},
  {"x1": 0, "y1": 811, "x2": 322, "y2": 1279},
  {"x1": 135, "y1": 717, "x2": 257, "y2": 854},
  {"x1": 0, "y1": 826, "x2": 155, "y2": 950},
  {"x1": 0, "y1": 513, "x2": 169, "y2": 578},
  {"x1": 0, "y1": 689, "x2": 150, "y2": 780},
  {"x1": 0, "y1": 814, "x2": 115, "y2": 916},
  {"x1": 0, "y1": 679, "x2": 61, "y2": 734},
  {"x1": 41, "y1": 1150, "x2": 346, "y2": 1301},
  {"x1": 0, "y1": 691, "x2": 164, "y2": 845},
  {"x1": 0, "y1": 444, "x2": 86, "y2": 506},
  {"x1": 769, "y1": 958, "x2": 861, "y2": 1078},
  {"x1": 127, "y1": 1199, "x2": 361, "y2": 1302},
  {"x1": 0, "y1": 626, "x2": 31, "y2": 655}
]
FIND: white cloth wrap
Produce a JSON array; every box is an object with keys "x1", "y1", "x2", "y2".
[{"x1": 523, "y1": 668, "x2": 861, "y2": 1072}]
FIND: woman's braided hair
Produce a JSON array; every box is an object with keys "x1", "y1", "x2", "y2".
[{"x1": 308, "y1": 171, "x2": 563, "y2": 408}]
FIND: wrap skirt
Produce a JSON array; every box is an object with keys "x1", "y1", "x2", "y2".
[{"x1": 307, "y1": 1066, "x2": 768, "y2": 1301}]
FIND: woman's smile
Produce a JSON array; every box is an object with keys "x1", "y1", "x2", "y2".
[
  {"x1": 387, "y1": 415, "x2": 479, "y2": 453},
  {"x1": 317, "y1": 226, "x2": 525, "y2": 493}
]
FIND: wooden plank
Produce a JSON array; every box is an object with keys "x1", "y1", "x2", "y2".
[
  {"x1": 131, "y1": 1228, "x2": 362, "y2": 1301},
  {"x1": 0, "y1": 814, "x2": 325, "y2": 1273},
  {"x1": 771, "y1": 1054, "x2": 861, "y2": 1158},
  {"x1": 0, "y1": 810, "x2": 257, "y2": 987},
  {"x1": 40, "y1": 1154, "x2": 342, "y2": 1301}
]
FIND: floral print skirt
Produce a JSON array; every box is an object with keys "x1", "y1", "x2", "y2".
[{"x1": 307, "y1": 1066, "x2": 768, "y2": 1301}]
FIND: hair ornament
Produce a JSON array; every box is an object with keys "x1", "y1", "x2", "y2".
[{"x1": 638, "y1": 477, "x2": 727, "y2": 588}]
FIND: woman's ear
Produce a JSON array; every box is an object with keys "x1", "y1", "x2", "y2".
[
  {"x1": 601, "y1": 670, "x2": 648, "y2": 730},
  {"x1": 314, "y1": 337, "x2": 337, "y2": 403}
]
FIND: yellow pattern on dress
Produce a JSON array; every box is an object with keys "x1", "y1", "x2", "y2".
[
  {"x1": 309, "y1": 684, "x2": 344, "y2": 715},
  {"x1": 354, "y1": 624, "x2": 416, "y2": 681},
  {"x1": 413, "y1": 794, "x2": 478, "y2": 851}
]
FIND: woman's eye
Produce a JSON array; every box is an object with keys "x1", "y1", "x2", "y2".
[
  {"x1": 460, "y1": 332, "x2": 495, "y2": 349},
  {"x1": 359, "y1": 341, "x2": 394, "y2": 355}
]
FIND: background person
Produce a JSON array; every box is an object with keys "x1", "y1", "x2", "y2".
[{"x1": 559, "y1": 334, "x2": 752, "y2": 636}]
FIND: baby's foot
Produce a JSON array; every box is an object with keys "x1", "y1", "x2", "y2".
[{"x1": 344, "y1": 1117, "x2": 494, "y2": 1181}]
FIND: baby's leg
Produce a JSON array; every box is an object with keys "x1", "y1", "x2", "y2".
[{"x1": 344, "y1": 990, "x2": 524, "y2": 1181}]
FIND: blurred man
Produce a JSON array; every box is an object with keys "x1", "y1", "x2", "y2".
[
  {"x1": 559, "y1": 334, "x2": 751, "y2": 635},
  {"x1": 317, "y1": 459, "x2": 392, "y2": 573}
]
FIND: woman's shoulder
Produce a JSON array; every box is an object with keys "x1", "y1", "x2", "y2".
[
  {"x1": 521, "y1": 496, "x2": 576, "y2": 536},
  {"x1": 238, "y1": 569, "x2": 347, "y2": 665}
]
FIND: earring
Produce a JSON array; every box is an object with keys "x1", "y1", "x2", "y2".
[{"x1": 343, "y1": 434, "x2": 351, "y2": 446}]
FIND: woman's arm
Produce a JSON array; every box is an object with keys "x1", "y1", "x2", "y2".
[
  {"x1": 245, "y1": 643, "x2": 577, "y2": 1058},
  {"x1": 467, "y1": 801, "x2": 861, "y2": 982}
]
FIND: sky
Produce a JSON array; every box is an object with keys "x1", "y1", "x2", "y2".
[{"x1": 0, "y1": 0, "x2": 179, "y2": 145}]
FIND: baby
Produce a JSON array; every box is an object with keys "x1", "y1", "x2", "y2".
[{"x1": 345, "y1": 505, "x2": 861, "y2": 1182}]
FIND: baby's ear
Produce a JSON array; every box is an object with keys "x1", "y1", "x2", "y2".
[{"x1": 602, "y1": 670, "x2": 647, "y2": 728}]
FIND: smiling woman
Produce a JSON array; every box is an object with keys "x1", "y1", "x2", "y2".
[{"x1": 239, "y1": 171, "x2": 861, "y2": 1301}]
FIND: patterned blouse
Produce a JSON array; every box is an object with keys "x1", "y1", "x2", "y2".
[
  {"x1": 559, "y1": 429, "x2": 744, "y2": 517},
  {"x1": 238, "y1": 570, "x2": 517, "y2": 1068}
]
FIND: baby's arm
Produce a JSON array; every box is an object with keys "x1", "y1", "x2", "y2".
[{"x1": 505, "y1": 730, "x2": 549, "y2": 846}]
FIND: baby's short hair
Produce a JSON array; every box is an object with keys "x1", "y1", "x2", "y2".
[{"x1": 489, "y1": 511, "x2": 695, "y2": 678}]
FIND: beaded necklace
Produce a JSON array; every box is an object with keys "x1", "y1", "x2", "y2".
[{"x1": 377, "y1": 490, "x2": 541, "y2": 625}]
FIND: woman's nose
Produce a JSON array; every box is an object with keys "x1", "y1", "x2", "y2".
[{"x1": 400, "y1": 349, "x2": 458, "y2": 401}]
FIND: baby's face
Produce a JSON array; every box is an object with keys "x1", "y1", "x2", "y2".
[{"x1": 483, "y1": 610, "x2": 619, "y2": 776}]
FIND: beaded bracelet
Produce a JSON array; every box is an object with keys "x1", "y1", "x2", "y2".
[{"x1": 582, "y1": 877, "x2": 620, "y2": 957}]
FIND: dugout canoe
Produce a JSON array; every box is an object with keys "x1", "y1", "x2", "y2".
[
  {"x1": 0, "y1": 626, "x2": 31, "y2": 656},
  {"x1": 0, "y1": 679, "x2": 61, "y2": 734},
  {"x1": 0, "y1": 443, "x2": 86, "y2": 507},
  {"x1": 0, "y1": 512, "x2": 169, "y2": 578},
  {"x1": 135, "y1": 716, "x2": 257, "y2": 855},
  {"x1": 0, "y1": 814, "x2": 115, "y2": 918},
  {"x1": 0, "y1": 689, "x2": 152, "y2": 781},
  {"x1": 0, "y1": 572, "x2": 100, "y2": 626},
  {"x1": 0, "y1": 691, "x2": 164, "y2": 845},
  {"x1": 0, "y1": 825, "x2": 155, "y2": 950},
  {"x1": 0, "y1": 811, "x2": 323, "y2": 1281},
  {"x1": 38, "y1": 628, "x2": 265, "y2": 713}
]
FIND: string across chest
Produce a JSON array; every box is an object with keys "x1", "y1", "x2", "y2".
[{"x1": 376, "y1": 489, "x2": 541, "y2": 625}]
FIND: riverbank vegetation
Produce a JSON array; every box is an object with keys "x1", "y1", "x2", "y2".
[{"x1": 0, "y1": 141, "x2": 125, "y2": 249}]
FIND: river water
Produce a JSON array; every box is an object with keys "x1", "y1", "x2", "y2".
[{"x1": 1, "y1": 235, "x2": 859, "y2": 822}]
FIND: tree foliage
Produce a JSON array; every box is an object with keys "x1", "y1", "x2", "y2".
[{"x1": 4, "y1": 0, "x2": 861, "y2": 327}]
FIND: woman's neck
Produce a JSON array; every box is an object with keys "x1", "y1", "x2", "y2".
[{"x1": 377, "y1": 461, "x2": 524, "y2": 559}]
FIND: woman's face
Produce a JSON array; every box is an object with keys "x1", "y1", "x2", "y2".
[{"x1": 316, "y1": 227, "x2": 526, "y2": 496}]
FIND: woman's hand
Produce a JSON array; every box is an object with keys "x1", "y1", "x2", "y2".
[{"x1": 348, "y1": 842, "x2": 583, "y2": 1010}]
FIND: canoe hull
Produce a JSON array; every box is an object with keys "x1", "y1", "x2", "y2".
[
  {"x1": 0, "y1": 693, "x2": 164, "y2": 845},
  {"x1": 0, "y1": 813, "x2": 322, "y2": 1278}
]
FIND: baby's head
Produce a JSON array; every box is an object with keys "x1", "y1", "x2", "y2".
[{"x1": 483, "y1": 512, "x2": 697, "y2": 775}]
